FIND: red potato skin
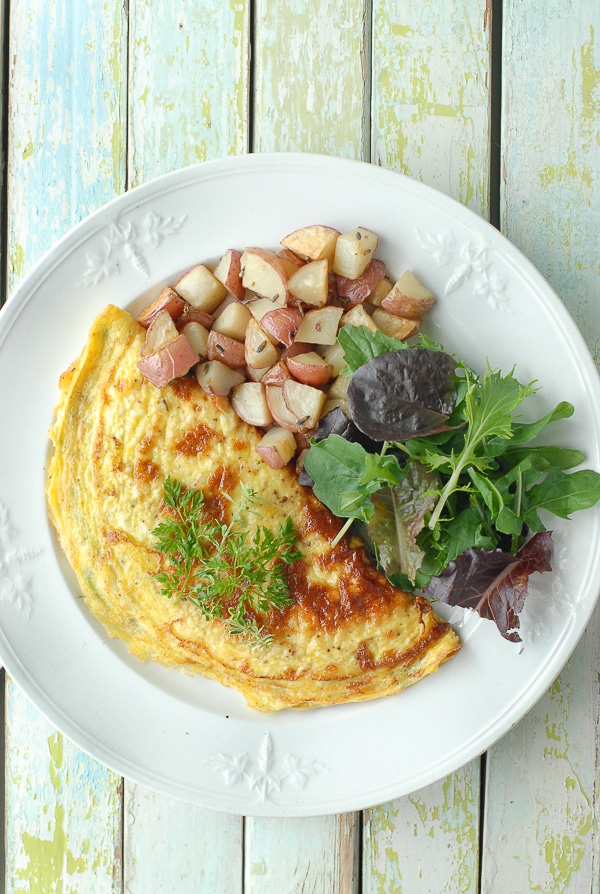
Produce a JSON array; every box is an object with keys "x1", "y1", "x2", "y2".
[
  {"x1": 285, "y1": 354, "x2": 333, "y2": 387},
  {"x1": 335, "y1": 258, "x2": 386, "y2": 307},
  {"x1": 207, "y1": 330, "x2": 246, "y2": 369},
  {"x1": 137, "y1": 335, "x2": 198, "y2": 387},
  {"x1": 260, "y1": 307, "x2": 303, "y2": 346},
  {"x1": 215, "y1": 249, "x2": 245, "y2": 301},
  {"x1": 262, "y1": 360, "x2": 293, "y2": 386},
  {"x1": 137, "y1": 287, "x2": 186, "y2": 328},
  {"x1": 255, "y1": 444, "x2": 289, "y2": 470},
  {"x1": 281, "y1": 341, "x2": 312, "y2": 361},
  {"x1": 176, "y1": 306, "x2": 215, "y2": 330}
]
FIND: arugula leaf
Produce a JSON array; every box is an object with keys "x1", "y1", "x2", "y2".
[
  {"x1": 425, "y1": 367, "x2": 537, "y2": 529},
  {"x1": 522, "y1": 467, "x2": 600, "y2": 524}
]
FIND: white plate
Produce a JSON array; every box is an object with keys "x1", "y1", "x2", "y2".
[{"x1": 1, "y1": 153, "x2": 599, "y2": 817}]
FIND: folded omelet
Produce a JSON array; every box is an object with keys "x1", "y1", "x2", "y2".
[{"x1": 47, "y1": 305, "x2": 460, "y2": 711}]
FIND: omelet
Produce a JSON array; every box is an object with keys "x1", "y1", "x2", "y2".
[{"x1": 46, "y1": 304, "x2": 460, "y2": 711}]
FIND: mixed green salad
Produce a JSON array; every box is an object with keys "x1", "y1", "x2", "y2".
[{"x1": 302, "y1": 325, "x2": 600, "y2": 641}]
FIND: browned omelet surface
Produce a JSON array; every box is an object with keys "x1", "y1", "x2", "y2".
[{"x1": 47, "y1": 304, "x2": 460, "y2": 711}]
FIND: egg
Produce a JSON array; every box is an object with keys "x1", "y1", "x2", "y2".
[{"x1": 46, "y1": 305, "x2": 460, "y2": 711}]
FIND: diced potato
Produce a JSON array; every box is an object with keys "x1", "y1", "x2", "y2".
[
  {"x1": 241, "y1": 248, "x2": 289, "y2": 305},
  {"x1": 288, "y1": 258, "x2": 329, "y2": 307},
  {"x1": 295, "y1": 306, "x2": 344, "y2": 345},
  {"x1": 195, "y1": 359, "x2": 245, "y2": 396},
  {"x1": 213, "y1": 249, "x2": 245, "y2": 300},
  {"x1": 340, "y1": 304, "x2": 379, "y2": 332},
  {"x1": 231, "y1": 382, "x2": 273, "y2": 427},
  {"x1": 211, "y1": 300, "x2": 252, "y2": 341},
  {"x1": 245, "y1": 317, "x2": 281, "y2": 369},
  {"x1": 280, "y1": 225, "x2": 340, "y2": 265},
  {"x1": 137, "y1": 334, "x2": 199, "y2": 387},
  {"x1": 256, "y1": 426, "x2": 297, "y2": 469},
  {"x1": 381, "y1": 270, "x2": 436, "y2": 320},
  {"x1": 371, "y1": 308, "x2": 420, "y2": 341},
  {"x1": 175, "y1": 264, "x2": 227, "y2": 312},
  {"x1": 180, "y1": 321, "x2": 210, "y2": 359},
  {"x1": 140, "y1": 310, "x2": 180, "y2": 357},
  {"x1": 206, "y1": 330, "x2": 246, "y2": 369},
  {"x1": 285, "y1": 351, "x2": 334, "y2": 387},
  {"x1": 137, "y1": 286, "x2": 186, "y2": 328},
  {"x1": 332, "y1": 227, "x2": 379, "y2": 279}
]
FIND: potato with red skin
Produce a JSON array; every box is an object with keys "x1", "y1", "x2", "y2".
[
  {"x1": 256, "y1": 427, "x2": 297, "y2": 469},
  {"x1": 335, "y1": 258, "x2": 386, "y2": 307},
  {"x1": 175, "y1": 264, "x2": 226, "y2": 312},
  {"x1": 230, "y1": 382, "x2": 273, "y2": 427},
  {"x1": 282, "y1": 380, "x2": 327, "y2": 430},
  {"x1": 280, "y1": 224, "x2": 340, "y2": 265},
  {"x1": 207, "y1": 329, "x2": 246, "y2": 369},
  {"x1": 195, "y1": 360, "x2": 245, "y2": 396},
  {"x1": 137, "y1": 334, "x2": 199, "y2": 387},
  {"x1": 137, "y1": 286, "x2": 186, "y2": 328},
  {"x1": 295, "y1": 306, "x2": 344, "y2": 345},
  {"x1": 285, "y1": 351, "x2": 334, "y2": 387},
  {"x1": 245, "y1": 317, "x2": 281, "y2": 369},
  {"x1": 241, "y1": 248, "x2": 289, "y2": 305},
  {"x1": 140, "y1": 309, "x2": 180, "y2": 357},
  {"x1": 213, "y1": 249, "x2": 245, "y2": 300},
  {"x1": 260, "y1": 307, "x2": 303, "y2": 346},
  {"x1": 262, "y1": 360, "x2": 293, "y2": 386},
  {"x1": 381, "y1": 270, "x2": 436, "y2": 320}
]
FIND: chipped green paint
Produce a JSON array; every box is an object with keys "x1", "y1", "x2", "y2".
[{"x1": 371, "y1": 0, "x2": 490, "y2": 214}]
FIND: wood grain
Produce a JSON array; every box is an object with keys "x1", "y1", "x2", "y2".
[
  {"x1": 483, "y1": 2, "x2": 600, "y2": 890},
  {"x1": 127, "y1": 0, "x2": 250, "y2": 187},
  {"x1": 4, "y1": 1, "x2": 127, "y2": 890},
  {"x1": 371, "y1": 0, "x2": 492, "y2": 215},
  {"x1": 245, "y1": 814, "x2": 359, "y2": 893},
  {"x1": 252, "y1": 0, "x2": 371, "y2": 158}
]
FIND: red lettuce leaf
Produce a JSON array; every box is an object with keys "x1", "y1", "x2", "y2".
[{"x1": 423, "y1": 531, "x2": 553, "y2": 642}]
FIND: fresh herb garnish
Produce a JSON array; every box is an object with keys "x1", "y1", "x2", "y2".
[
  {"x1": 303, "y1": 326, "x2": 600, "y2": 640},
  {"x1": 152, "y1": 476, "x2": 301, "y2": 648}
]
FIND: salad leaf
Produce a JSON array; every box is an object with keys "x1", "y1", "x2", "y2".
[
  {"x1": 337, "y1": 325, "x2": 407, "y2": 373},
  {"x1": 424, "y1": 366, "x2": 537, "y2": 529},
  {"x1": 347, "y1": 348, "x2": 458, "y2": 441},
  {"x1": 424, "y1": 531, "x2": 553, "y2": 642},
  {"x1": 302, "y1": 434, "x2": 404, "y2": 523},
  {"x1": 368, "y1": 462, "x2": 439, "y2": 583}
]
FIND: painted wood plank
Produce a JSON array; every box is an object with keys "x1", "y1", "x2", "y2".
[
  {"x1": 127, "y1": 0, "x2": 251, "y2": 188},
  {"x1": 483, "y1": 2, "x2": 600, "y2": 890},
  {"x1": 371, "y1": 0, "x2": 493, "y2": 216},
  {"x1": 4, "y1": 0, "x2": 128, "y2": 890},
  {"x1": 5, "y1": 677, "x2": 123, "y2": 893},
  {"x1": 124, "y1": 785, "x2": 243, "y2": 894},
  {"x1": 121, "y1": 5, "x2": 250, "y2": 891},
  {"x1": 363, "y1": 3, "x2": 492, "y2": 891},
  {"x1": 252, "y1": 0, "x2": 371, "y2": 158},
  {"x1": 363, "y1": 762, "x2": 481, "y2": 894},
  {"x1": 244, "y1": 814, "x2": 359, "y2": 894},
  {"x1": 6, "y1": 0, "x2": 127, "y2": 294}
]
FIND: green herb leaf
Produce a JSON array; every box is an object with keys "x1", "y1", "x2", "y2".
[
  {"x1": 152, "y1": 477, "x2": 300, "y2": 648},
  {"x1": 303, "y1": 435, "x2": 405, "y2": 524}
]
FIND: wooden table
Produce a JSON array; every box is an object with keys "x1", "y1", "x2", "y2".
[{"x1": 1, "y1": 1, "x2": 599, "y2": 891}]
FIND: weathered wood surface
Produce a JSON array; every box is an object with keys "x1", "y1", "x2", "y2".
[{"x1": 1, "y1": 0, "x2": 599, "y2": 892}]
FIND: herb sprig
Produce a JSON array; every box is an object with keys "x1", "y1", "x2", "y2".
[{"x1": 153, "y1": 477, "x2": 301, "y2": 648}]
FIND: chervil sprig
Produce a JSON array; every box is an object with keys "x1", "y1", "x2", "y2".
[{"x1": 153, "y1": 477, "x2": 300, "y2": 648}]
